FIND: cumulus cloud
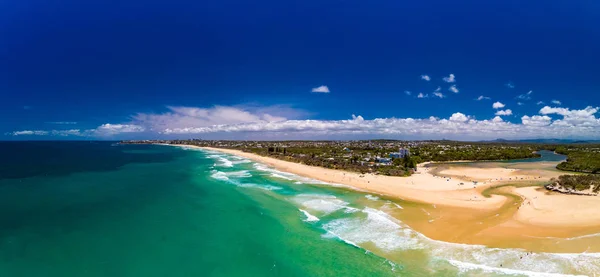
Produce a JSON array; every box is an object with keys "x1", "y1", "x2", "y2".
[
  {"x1": 159, "y1": 107, "x2": 600, "y2": 140},
  {"x1": 517, "y1": 90, "x2": 533, "y2": 100},
  {"x1": 417, "y1": 93, "x2": 428, "y2": 98},
  {"x1": 449, "y1": 112, "x2": 469, "y2": 122},
  {"x1": 521, "y1": 115, "x2": 552, "y2": 126},
  {"x1": 517, "y1": 102, "x2": 524, "y2": 106},
  {"x1": 492, "y1": 102, "x2": 505, "y2": 109},
  {"x1": 476, "y1": 96, "x2": 491, "y2": 101},
  {"x1": 537, "y1": 101, "x2": 545, "y2": 105},
  {"x1": 404, "y1": 90, "x2": 411, "y2": 96},
  {"x1": 421, "y1": 75, "x2": 431, "y2": 81},
  {"x1": 443, "y1": 74, "x2": 456, "y2": 83},
  {"x1": 552, "y1": 100, "x2": 562, "y2": 105},
  {"x1": 311, "y1": 85, "x2": 330, "y2": 93},
  {"x1": 132, "y1": 105, "x2": 296, "y2": 133},
  {"x1": 506, "y1": 82, "x2": 515, "y2": 89},
  {"x1": 433, "y1": 92, "x2": 445, "y2": 98},
  {"x1": 448, "y1": 85, "x2": 459, "y2": 93},
  {"x1": 9, "y1": 130, "x2": 48, "y2": 136},
  {"x1": 10, "y1": 104, "x2": 600, "y2": 140},
  {"x1": 495, "y1": 109, "x2": 513, "y2": 116},
  {"x1": 539, "y1": 106, "x2": 599, "y2": 127}
]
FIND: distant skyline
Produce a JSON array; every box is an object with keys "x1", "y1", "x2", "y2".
[{"x1": 2, "y1": 0, "x2": 600, "y2": 140}]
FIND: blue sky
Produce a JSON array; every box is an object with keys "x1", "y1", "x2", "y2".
[{"x1": 2, "y1": 0, "x2": 600, "y2": 140}]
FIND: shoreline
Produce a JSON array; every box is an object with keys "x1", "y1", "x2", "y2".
[{"x1": 178, "y1": 145, "x2": 600, "y2": 232}]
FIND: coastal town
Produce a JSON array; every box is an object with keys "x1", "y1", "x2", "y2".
[{"x1": 125, "y1": 139, "x2": 547, "y2": 175}]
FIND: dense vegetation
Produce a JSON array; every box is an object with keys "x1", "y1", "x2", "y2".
[
  {"x1": 411, "y1": 144, "x2": 540, "y2": 162},
  {"x1": 548, "y1": 174, "x2": 600, "y2": 193},
  {"x1": 540, "y1": 145, "x2": 600, "y2": 174}
]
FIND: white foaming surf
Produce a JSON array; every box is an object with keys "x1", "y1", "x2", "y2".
[
  {"x1": 293, "y1": 194, "x2": 350, "y2": 216},
  {"x1": 209, "y1": 170, "x2": 252, "y2": 181},
  {"x1": 235, "y1": 182, "x2": 283, "y2": 191},
  {"x1": 319, "y1": 206, "x2": 600, "y2": 276},
  {"x1": 299, "y1": 209, "x2": 320, "y2": 222},
  {"x1": 270, "y1": 173, "x2": 294, "y2": 180},
  {"x1": 365, "y1": 194, "x2": 380, "y2": 201}
]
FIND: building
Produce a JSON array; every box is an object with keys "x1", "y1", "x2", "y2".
[
  {"x1": 390, "y1": 148, "x2": 410, "y2": 159},
  {"x1": 376, "y1": 157, "x2": 392, "y2": 165}
]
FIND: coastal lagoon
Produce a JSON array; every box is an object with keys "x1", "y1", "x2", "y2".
[{"x1": 0, "y1": 142, "x2": 598, "y2": 276}]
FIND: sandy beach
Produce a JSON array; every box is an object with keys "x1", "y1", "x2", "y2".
[{"x1": 196, "y1": 146, "x2": 600, "y2": 233}]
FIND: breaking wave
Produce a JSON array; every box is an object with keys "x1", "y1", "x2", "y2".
[
  {"x1": 319, "y1": 207, "x2": 600, "y2": 276},
  {"x1": 299, "y1": 209, "x2": 320, "y2": 222}
]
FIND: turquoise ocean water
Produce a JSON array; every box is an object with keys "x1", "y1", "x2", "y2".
[{"x1": 0, "y1": 142, "x2": 596, "y2": 276}]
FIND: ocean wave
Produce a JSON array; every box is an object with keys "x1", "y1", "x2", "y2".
[
  {"x1": 390, "y1": 202, "x2": 404, "y2": 209},
  {"x1": 237, "y1": 183, "x2": 283, "y2": 191},
  {"x1": 270, "y1": 173, "x2": 294, "y2": 180},
  {"x1": 322, "y1": 230, "x2": 361, "y2": 248},
  {"x1": 365, "y1": 194, "x2": 380, "y2": 201},
  {"x1": 210, "y1": 171, "x2": 230, "y2": 181},
  {"x1": 210, "y1": 170, "x2": 252, "y2": 180},
  {"x1": 319, "y1": 206, "x2": 600, "y2": 276},
  {"x1": 214, "y1": 157, "x2": 234, "y2": 168},
  {"x1": 299, "y1": 209, "x2": 320, "y2": 222},
  {"x1": 293, "y1": 194, "x2": 349, "y2": 215}
]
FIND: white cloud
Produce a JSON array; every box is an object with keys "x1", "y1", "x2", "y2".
[
  {"x1": 404, "y1": 90, "x2": 411, "y2": 95},
  {"x1": 433, "y1": 92, "x2": 445, "y2": 98},
  {"x1": 46, "y1": 121, "x2": 77, "y2": 125},
  {"x1": 551, "y1": 100, "x2": 562, "y2": 105},
  {"x1": 51, "y1": 129, "x2": 82, "y2": 136},
  {"x1": 421, "y1": 75, "x2": 431, "y2": 81},
  {"x1": 517, "y1": 90, "x2": 533, "y2": 100},
  {"x1": 476, "y1": 96, "x2": 491, "y2": 101},
  {"x1": 537, "y1": 101, "x2": 545, "y2": 105},
  {"x1": 351, "y1": 114, "x2": 364, "y2": 121},
  {"x1": 10, "y1": 130, "x2": 48, "y2": 136},
  {"x1": 434, "y1": 86, "x2": 441, "y2": 92},
  {"x1": 159, "y1": 108, "x2": 600, "y2": 140},
  {"x1": 93, "y1": 124, "x2": 145, "y2": 136},
  {"x1": 442, "y1": 74, "x2": 456, "y2": 83},
  {"x1": 506, "y1": 82, "x2": 515, "y2": 89},
  {"x1": 311, "y1": 85, "x2": 330, "y2": 93},
  {"x1": 448, "y1": 85, "x2": 459, "y2": 93},
  {"x1": 449, "y1": 112, "x2": 469, "y2": 122},
  {"x1": 521, "y1": 115, "x2": 552, "y2": 126},
  {"x1": 10, "y1": 104, "x2": 600, "y2": 140},
  {"x1": 495, "y1": 109, "x2": 513, "y2": 116},
  {"x1": 492, "y1": 102, "x2": 505, "y2": 109},
  {"x1": 417, "y1": 93, "x2": 428, "y2": 98},
  {"x1": 539, "y1": 106, "x2": 599, "y2": 127},
  {"x1": 132, "y1": 105, "x2": 296, "y2": 133},
  {"x1": 517, "y1": 102, "x2": 524, "y2": 106}
]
